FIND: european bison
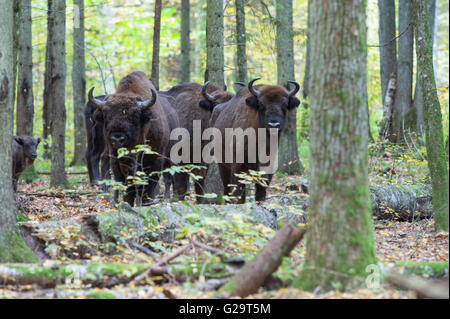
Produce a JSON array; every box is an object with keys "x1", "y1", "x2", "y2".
[
  {"x1": 161, "y1": 81, "x2": 238, "y2": 200},
  {"x1": 87, "y1": 71, "x2": 183, "y2": 206},
  {"x1": 12, "y1": 136, "x2": 41, "y2": 191},
  {"x1": 210, "y1": 78, "x2": 300, "y2": 203},
  {"x1": 84, "y1": 95, "x2": 110, "y2": 185}
]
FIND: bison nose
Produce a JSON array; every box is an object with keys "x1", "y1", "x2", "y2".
[
  {"x1": 30, "y1": 154, "x2": 37, "y2": 159},
  {"x1": 111, "y1": 133, "x2": 126, "y2": 145},
  {"x1": 267, "y1": 120, "x2": 281, "y2": 129}
]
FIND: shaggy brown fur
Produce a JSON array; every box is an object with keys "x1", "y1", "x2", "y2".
[
  {"x1": 84, "y1": 95, "x2": 110, "y2": 185},
  {"x1": 161, "y1": 82, "x2": 235, "y2": 200},
  {"x1": 210, "y1": 84, "x2": 300, "y2": 203},
  {"x1": 90, "y1": 71, "x2": 180, "y2": 206},
  {"x1": 12, "y1": 136, "x2": 41, "y2": 191}
]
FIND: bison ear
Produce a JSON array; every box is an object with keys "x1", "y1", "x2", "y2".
[
  {"x1": 92, "y1": 110, "x2": 104, "y2": 123},
  {"x1": 199, "y1": 100, "x2": 214, "y2": 112},
  {"x1": 245, "y1": 96, "x2": 259, "y2": 110},
  {"x1": 288, "y1": 97, "x2": 300, "y2": 110},
  {"x1": 14, "y1": 136, "x2": 24, "y2": 145}
]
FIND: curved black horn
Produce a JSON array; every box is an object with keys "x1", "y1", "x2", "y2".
[
  {"x1": 138, "y1": 88, "x2": 157, "y2": 110},
  {"x1": 248, "y1": 77, "x2": 261, "y2": 97},
  {"x1": 287, "y1": 80, "x2": 300, "y2": 97},
  {"x1": 88, "y1": 87, "x2": 106, "y2": 110},
  {"x1": 235, "y1": 82, "x2": 246, "y2": 87},
  {"x1": 201, "y1": 81, "x2": 216, "y2": 102}
]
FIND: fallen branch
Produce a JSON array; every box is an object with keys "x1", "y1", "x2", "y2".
[
  {"x1": 219, "y1": 223, "x2": 306, "y2": 297},
  {"x1": 386, "y1": 270, "x2": 449, "y2": 299}
]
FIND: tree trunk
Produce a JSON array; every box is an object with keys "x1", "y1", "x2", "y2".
[
  {"x1": 12, "y1": 0, "x2": 19, "y2": 122},
  {"x1": 235, "y1": 0, "x2": 247, "y2": 84},
  {"x1": 16, "y1": 0, "x2": 38, "y2": 182},
  {"x1": 71, "y1": 0, "x2": 86, "y2": 166},
  {"x1": 0, "y1": 0, "x2": 38, "y2": 263},
  {"x1": 414, "y1": 0, "x2": 438, "y2": 139},
  {"x1": 393, "y1": 0, "x2": 414, "y2": 142},
  {"x1": 412, "y1": 0, "x2": 449, "y2": 231},
  {"x1": 377, "y1": 0, "x2": 397, "y2": 141},
  {"x1": 203, "y1": 0, "x2": 226, "y2": 202},
  {"x1": 180, "y1": 0, "x2": 190, "y2": 83},
  {"x1": 49, "y1": 0, "x2": 68, "y2": 188},
  {"x1": 43, "y1": 0, "x2": 55, "y2": 159},
  {"x1": 299, "y1": 0, "x2": 311, "y2": 140},
  {"x1": 294, "y1": 0, "x2": 376, "y2": 291},
  {"x1": 150, "y1": 0, "x2": 162, "y2": 90},
  {"x1": 276, "y1": 0, "x2": 303, "y2": 175},
  {"x1": 206, "y1": 0, "x2": 225, "y2": 89}
]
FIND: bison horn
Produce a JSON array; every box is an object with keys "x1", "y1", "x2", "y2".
[
  {"x1": 235, "y1": 82, "x2": 246, "y2": 87},
  {"x1": 201, "y1": 81, "x2": 216, "y2": 103},
  {"x1": 88, "y1": 87, "x2": 106, "y2": 110},
  {"x1": 248, "y1": 77, "x2": 261, "y2": 97},
  {"x1": 287, "y1": 80, "x2": 300, "y2": 97},
  {"x1": 138, "y1": 88, "x2": 157, "y2": 110}
]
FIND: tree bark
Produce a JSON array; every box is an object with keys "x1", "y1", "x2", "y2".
[
  {"x1": 16, "y1": 0, "x2": 38, "y2": 182},
  {"x1": 206, "y1": 0, "x2": 225, "y2": 89},
  {"x1": 204, "y1": 0, "x2": 226, "y2": 202},
  {"x1": 49, "y1": 0, "x2": 68, "y2": 188},
  {"x1": 276, "y1": 0, "x2": 303, "y2": 176},
  {"x1": 412, "y1": 0, "x2": 449, "y2": 231},
  {"x1": 0, "y1": 0, "x2": 38, "y2": 263},
  {"x1": 235, "y1": 0, "x2": 247, "y2": 84},
  {"x1": 150, "y1": 0, "x2": 162, "y2": 90},
  {"x1": 220, "y1": 224, "x2": 305, "y2": 297},
  {"x1": 180, "y1": 0, "x2": 190, "y2": 83},
  {"x1": 71, "y1": 0, "x2": 86, "y2": 166},
  {"x1": 414, "y1": 0, "x2": 438, "y2": 139},
  {"x1": 43, "y1": 0, "x2": 55, "y2": 159},
  {"x1": 295, "y1": 0, "x2": 376, "y2": 291},
  {"x1": 393, "y1": 0, "x2": 414, "y2": 142},
  {"x1": 12, "y1": 0, "x2": 19, "y2": 121},
  {"x1": 377, "y1": 0, "x2": 397, "y2": 141}
]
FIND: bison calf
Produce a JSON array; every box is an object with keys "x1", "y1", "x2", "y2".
[{"x1": 12, "y1": 136, "x2": 41, "y2": 191}]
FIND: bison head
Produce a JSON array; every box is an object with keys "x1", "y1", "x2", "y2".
[
  {"x1": 199, "y1": 81, "x2": 242, "y2": 111},
  {"x1": 14, "y1": 136, "x2": 41, "y2": 165},
  {"x1": 245, "y1": 78, "x2": 300, "y2": 131},
  {"x1": 88, "y1": 87, "x2": 157, "y2": 150}
]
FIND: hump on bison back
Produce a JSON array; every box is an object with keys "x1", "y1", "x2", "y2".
[{"x1": 116, "y1": 71, "x2": 155, "y2": 97}]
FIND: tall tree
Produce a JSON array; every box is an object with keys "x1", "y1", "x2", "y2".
[
  {"x1": 0, "y1": 0, "x2": 38, "y2": 263},
  {"x1": 377, "y1": 0, "x2": 397, "y2": 141},
  {"x1": 16, "y1": 0, "x2": 37, "y2": 182},
  {"x1": 203, "y1": 0, "x2": 225, "y2": 202},
  {"x1": 43, "y1": 0, "x2": 55, "y2": 159},
  {"x1": 49, "y1": 0, "x2": 68, "y2": 187},
  {"x1": 206, "y1": 0, "x2": 225, "y2": 89},
  {"x1": 150, "y1": 0, "x2": 162, "y2": 90},
  {"x1": 16, "y1": 0, "x2": 34, "y2": 137},
  {"x1": 299, "y1": 0, "x2": 311, "y2": 140},
  {"x1": 412, "y1": 0, "x2": 449, "y2": 231},
  {"x1": 295, "y1": 0, "x2": 376, "y2": 290},
  {"x1": 71, "y1": 0, "x2": 87, "y2": 166},
  {"x1": 393, "y1": 0, "x2": 414, "y2": 141},
  {"x1": 180, "y1": 0, "x2": 191, "y2": 83},
  {"x1": 235, "y1": 0, "x2": 248, "y2": 83},
  {"x1": 12, "y1": 0, "x2": 20, "y2": 119},
  {"x1": 276, "y1": 0, "x2": 303, "y2": 175},
  {"x1": 414, "y1": 0, "x2": 438, "y2": 138}
]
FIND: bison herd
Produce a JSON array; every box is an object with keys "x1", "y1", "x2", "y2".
[{"x1": 12, "y1": 70, "x2": 300, "y2": 207}]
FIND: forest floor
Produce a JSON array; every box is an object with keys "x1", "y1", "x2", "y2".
[{"x1": 1, "y1": 145, "x2": 448, "y2": 299}]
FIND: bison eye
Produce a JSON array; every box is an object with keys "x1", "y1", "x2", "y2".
[{"x1": 245, "y1": 96, "x2": 259, "y2": 110}]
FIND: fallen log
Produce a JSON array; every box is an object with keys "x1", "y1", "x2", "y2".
[
  {"x1": 386, "y1": 270, "x2": 449, "y2": 299},
  {"x1": 369, "y1": 185, "x2": 432, "y2": 221},
  {"x1": 219, "y1": 223, "x2": 306, "y2": 297}
]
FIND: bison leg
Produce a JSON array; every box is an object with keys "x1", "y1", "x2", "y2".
[
  {"x1": 218, "y1": 164, "x2": 232, "y2": 197},
  {"x1": 255, "y1": 174, "x2": 273, "y2": 202},
  {"x1": 163, "y1": 173, "x2": 172, "y2": 198},
  {"x1": 173, "y1": 172, "x2": 189, "y2": 200}
]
